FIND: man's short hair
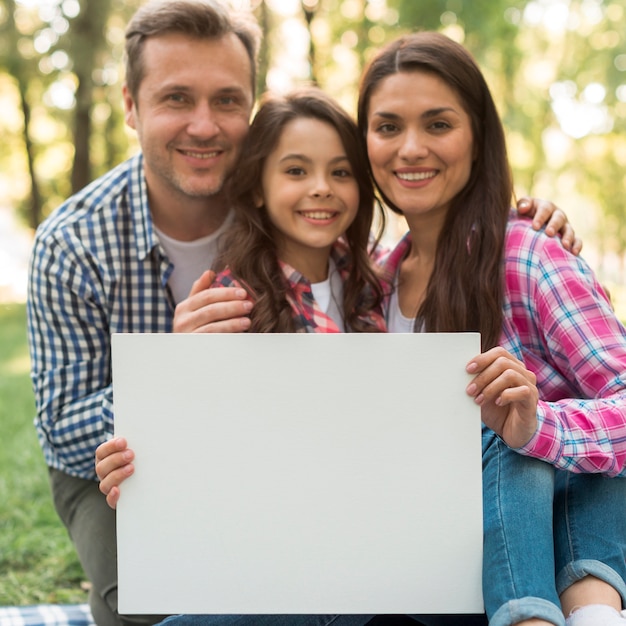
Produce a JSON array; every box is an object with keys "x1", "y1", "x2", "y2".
[{"x1": 124, "y1": 0, "x2": 261, "y2": 100}]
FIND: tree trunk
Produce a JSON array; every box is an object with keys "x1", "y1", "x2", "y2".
[
  {"x1": 4, "y1": 0, "x2": 42, "y2": 228},
  {"x1": 69, "y1": 0, "x2": 113, "y2": 193}
]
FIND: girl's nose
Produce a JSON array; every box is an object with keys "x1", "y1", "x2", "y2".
[{"x1": 311, "y1": 175, "x2": 333, "y2": 198}]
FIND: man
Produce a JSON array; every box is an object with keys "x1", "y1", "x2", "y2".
[
  {"x1": 27, "y1": 2, "x2": 259, "y2": 624},
  {"x1": 27, "y1": 0, "x2": 576, "y2": 625}
]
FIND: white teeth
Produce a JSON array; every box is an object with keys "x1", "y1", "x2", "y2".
[
  {"x1": 396, "y1": 171, "x2": 436, "y2": 181},
  {"x1": 181, "y1": 150, "x2": 219, "y2": 159},
  {"x1": 300, "y1": 211, "x2": 336, "y2": 219}
]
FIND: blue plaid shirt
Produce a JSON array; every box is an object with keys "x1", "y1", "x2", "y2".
[{"x1": 27, "y1": 154, "x2": 177, "y2": 479}]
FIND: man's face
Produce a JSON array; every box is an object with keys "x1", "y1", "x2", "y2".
[{"x1": 124, "y1": 32, "x2": 254, "y2": 211}]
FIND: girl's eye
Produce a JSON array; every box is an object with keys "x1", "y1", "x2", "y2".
[
  {"x1": 286, "y1": 167, "x2": 305, "y2": 176},
  {"x1": 333, "y1": 168, "x2": 352, "y2": 178}
]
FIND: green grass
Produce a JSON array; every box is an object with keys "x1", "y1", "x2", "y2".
[{"x1": 0, "y1": 303, "x2": 88, "y2": 606}]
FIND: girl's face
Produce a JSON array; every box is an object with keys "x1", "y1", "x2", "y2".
[
  {"x1": 260, "y1": 116, "x2": 359, "y2": 281},
  {"x1": 365, "y1": 70, "x2": 474, "y2": 225}
]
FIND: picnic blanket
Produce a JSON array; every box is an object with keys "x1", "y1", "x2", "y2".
[{"x1": 0, "y1": 605, "x2": 94, "y2": 626}]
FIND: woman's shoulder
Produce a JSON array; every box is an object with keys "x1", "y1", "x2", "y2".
[{"x1": 504, "y1": 215, "x2": 574, "y2": 266}]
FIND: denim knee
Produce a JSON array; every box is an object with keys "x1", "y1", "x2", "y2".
[{"x1": 556, "y1": 559, "x2": 626, "y2": 608}]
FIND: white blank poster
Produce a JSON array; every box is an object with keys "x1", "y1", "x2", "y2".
[{"x1": 112, "y1": 332, "x2": 483, "y2": 615}]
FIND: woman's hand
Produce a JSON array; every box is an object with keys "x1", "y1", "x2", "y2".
[
  {"x1": 95, "y1": 436, "x2": 135, "y2": 509},
  {"x1": 516, "y1": 197, "x2": 582, "y2": 255},
  {"x1": 466, "y1": 347, "x2": 539, "y2": 449}
]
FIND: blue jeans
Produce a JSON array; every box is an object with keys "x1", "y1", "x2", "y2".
[
  {"x1": 157, "y1": 616, "x2": 486, "y2": 626},
  {"x1": 482, "y1": 428, "x2": 626, "y2": 626}
]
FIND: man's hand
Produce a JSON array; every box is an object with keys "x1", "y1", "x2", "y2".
[
  {"x1": 173, "y1": 270, "x2": 252, "y2": 333},
  {"x1": 96, "y1": 437, "x2": 135, "y2": 510},
  {"x1": 466, "y1": 347, "x2": 539, "y2": 450},
  {"x1": 516, "y1": 197, "x2": 582, "y2": 255}
]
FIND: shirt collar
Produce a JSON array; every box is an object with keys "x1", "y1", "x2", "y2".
[
  {"x1": 278, "y1": 240, "x2": 351, "y2": 290},
  {"x1": 127, "y1": 153, "x2": 160, "y2": 262}
]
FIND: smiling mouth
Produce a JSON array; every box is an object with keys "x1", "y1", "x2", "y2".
[
  {"x1": 396, "y1": 171, "x2": 437, "y2": 181},
  {"x1": 179, "y1": 149, "x2": 221, "y2": 159},
  {"x1": 298, "y1": 210, "x2": 339, "y2": 220}
]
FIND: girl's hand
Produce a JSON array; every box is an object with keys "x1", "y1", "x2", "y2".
[
  {"x1": 466, "y1": 347, "x2": 539, "y2": 449},
  {"x1": 95, "y1": 436, "x2": 135, "y2": 509},
  {"x1": 516, "y1": 197, "x2": 582, "y2": 255},
  {"x1": 173, "y1": 270, "x2": 252, "y2": 333}
]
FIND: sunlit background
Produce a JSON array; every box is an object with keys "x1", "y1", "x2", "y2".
[{"x1": 1, "y1": 0, "x2": 625, "y2": 319}]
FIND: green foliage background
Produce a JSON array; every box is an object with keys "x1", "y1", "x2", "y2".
[{"x1": 1, "y1": 0, "x2": 625, "y2": 314}]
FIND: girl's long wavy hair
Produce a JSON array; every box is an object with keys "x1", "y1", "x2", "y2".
[
  {"x1": 357, "y1": 32, "x2": 513, "y2": 350},
  {"x1": 217, "y1": 88, "x2": 385, "y2": 333}
]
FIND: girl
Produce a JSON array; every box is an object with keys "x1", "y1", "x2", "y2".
[
  {"x1": 209, "y1": 87, "x2": 386, "y2": 334},
  {"x1": 357, "y1": 31, "x2": 626, "y2": 626}
]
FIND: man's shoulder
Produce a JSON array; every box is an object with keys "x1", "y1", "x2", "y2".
[{"x1": 36, "y1": 155, "x2": 142, "y2": 238}]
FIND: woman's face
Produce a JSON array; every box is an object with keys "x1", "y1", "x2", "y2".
[{"x1": 365, "y1": 70, "x2": 474, "y2": 223}]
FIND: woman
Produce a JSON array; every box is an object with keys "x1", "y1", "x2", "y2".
[{"x1": 357, "y1": 32, "x2": 626, "y2": 626}]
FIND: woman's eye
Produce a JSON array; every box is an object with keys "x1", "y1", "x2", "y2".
[
  {"x1": 430, "y1": 120, "x2": 451, "y2": 131},
  {"x1": 376, "y1": 123, "x2": 398, "y2": 134}
]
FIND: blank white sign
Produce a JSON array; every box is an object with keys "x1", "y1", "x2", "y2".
[{"x1": 112, "y1": 332, "x2": 483, "y2": 615}]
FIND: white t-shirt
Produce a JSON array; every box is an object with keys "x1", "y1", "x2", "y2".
[
  {"x1": 310, "y1": 258, "x2": 345, "y2": 331},
  {"x1": 154, "y1": 213, "x2": 233, "y2": 304},
  {"x1": 386, "y1": 288, "x2": 416, "y2": 333}
]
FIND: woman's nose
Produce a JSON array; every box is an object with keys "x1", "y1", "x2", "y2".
[{"x1": 398, "y1": 129, "x2": 428, "y2": 160}]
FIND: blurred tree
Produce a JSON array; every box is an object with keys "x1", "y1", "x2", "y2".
[
  {"x1": 302, "y1": 0, "x2": 320, "y2": 85},
  {"x1": 64, "y1": 0, "x2": 113, "y2": 193},
  {"x1": 2, "y1": 0, "x2": 45, "y2": 228}
]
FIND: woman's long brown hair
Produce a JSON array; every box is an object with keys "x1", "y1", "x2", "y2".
[
  {"x1": 357, "y1": 32, "x2": 513, "y2": 350},
  {"x1": 217, "y1": 88, "x2": 385, "y2": 333}
]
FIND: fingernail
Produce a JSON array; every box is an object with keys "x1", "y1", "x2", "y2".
[
  {"x1": 242, "y1": 300, "x2": 253, "y2": 312},
  {"x1": 466, "y1": 362, "x2": 477, "y2": 373},
  {"x1": 466, "y1": 383, "x2": 477, "y2": 395},
  {"x1": 236, "y1": 289, "x2": 247, "y2": 298}
]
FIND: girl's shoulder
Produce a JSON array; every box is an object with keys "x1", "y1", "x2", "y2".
[{"x1": 211, "y1": 267, "x2": 244, "y2": 290}]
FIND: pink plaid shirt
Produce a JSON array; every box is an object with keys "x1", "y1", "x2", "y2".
[
  {"x1": 212, "y1": 241, "x2": 387, "y2": 333},
  {"x1": 378, "y1": 217, "x2": 626, "y2": 476}
]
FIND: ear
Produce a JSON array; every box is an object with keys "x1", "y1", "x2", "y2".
[
  {"x1": 253, "y1": 188, "x2": 264, "y2": 208},
  {"x1": 122, "y1": 83, "x2": 137, "y2": 130}
]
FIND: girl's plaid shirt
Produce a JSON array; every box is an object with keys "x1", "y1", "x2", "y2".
[{"x1": 212, "y1": 241, "x2": 387, "y2": 334}]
